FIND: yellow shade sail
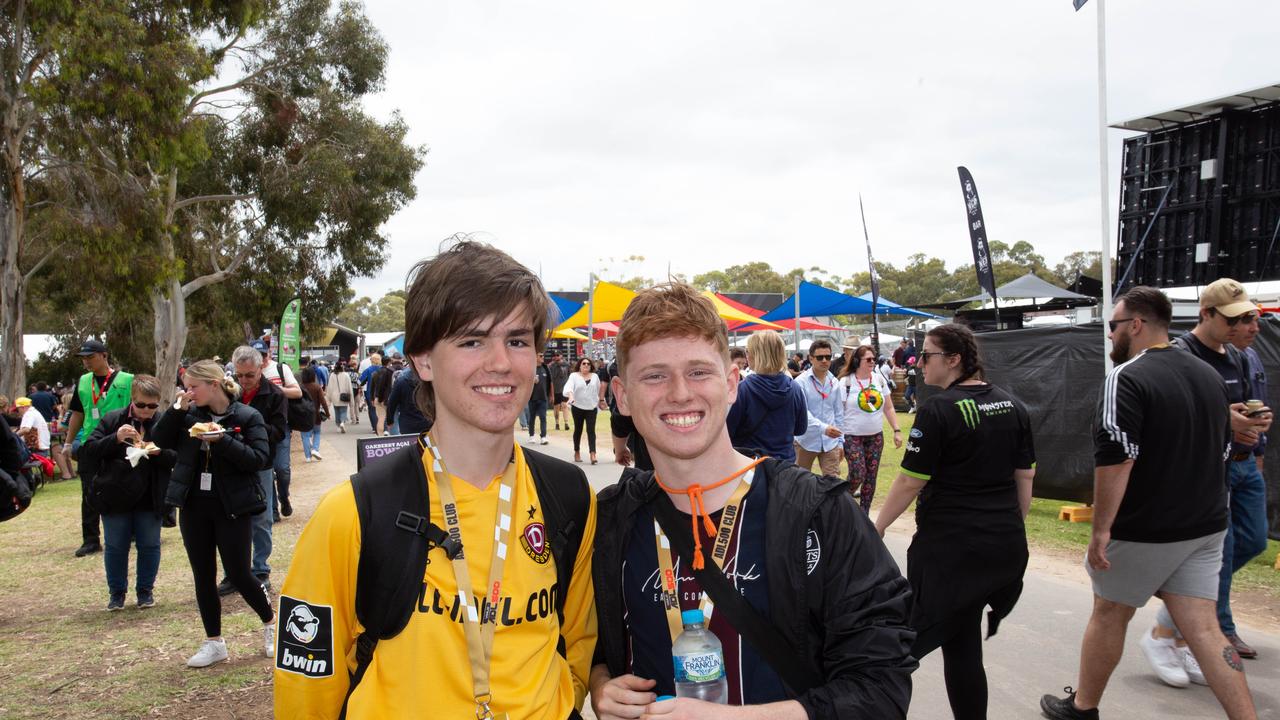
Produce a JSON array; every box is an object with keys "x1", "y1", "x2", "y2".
[
  {"x1": 551, "y1": 327, "x2": 589, "y2": 341},
  {"x1": 554, "y1": 281, "x2": 785, "y2": 333}
]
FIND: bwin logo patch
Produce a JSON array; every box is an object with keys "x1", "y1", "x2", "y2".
[
  {"x1": 276, "y1": 595, "x2": 334, "y2": 678},
  {"x1": 955, "y1": 398, "x2": 980, "y2": 429}
]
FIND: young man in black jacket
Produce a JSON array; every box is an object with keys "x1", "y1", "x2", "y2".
[
  {"x1": 217, "y1": 345, "x2": 289, "y2": 596},
  {"x1": 590, "y1": 283, "x2": 916, "y2": 720}
]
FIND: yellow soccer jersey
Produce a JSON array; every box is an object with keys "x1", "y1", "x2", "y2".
[{"x1": 274, "y1": 444, "x2": 597, "y2": 719}]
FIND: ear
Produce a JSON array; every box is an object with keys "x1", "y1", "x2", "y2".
[
  {"x1": 726, "y1": 360, "x2": 741, "y2": 405},
  {"x1": 611, "y1": 374, "x2": 631, "y2": 416},
  {"x1": 410, "y1": 350, "x2": 432, "y2": 382}
]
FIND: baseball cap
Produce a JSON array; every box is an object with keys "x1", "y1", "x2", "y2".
[
  {"x1": 1200, "y1": 278, "x2": 1256, "y2": 318},
  {"x1": 15, "y1": 397, "x2": 31, "y2": 408},
  {"x1": 251, "y1": 339, "x2": 270, "y2": 354},
  {"x1": 76, "y1": 339, "x2": 107, "y2": 356}
]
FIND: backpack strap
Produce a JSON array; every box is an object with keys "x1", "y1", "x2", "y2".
[
  {"x1": 343, "y1": 438, "x2": 460, "y2": 718},
  {"x1": 524, "y1": 447, "x2": 590, "y2": 658}
]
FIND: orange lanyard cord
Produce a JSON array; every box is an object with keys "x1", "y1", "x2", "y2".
[{"x1": 653, "y1": 457, "x2": 766, "y2": 570}]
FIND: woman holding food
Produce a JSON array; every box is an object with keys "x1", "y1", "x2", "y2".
[
  {"x1": 153, "y1": 359, "x2": 276, "y2": 668},
  {"x1": 79, "y1": 375, "x2": 176, "y2": 611}
]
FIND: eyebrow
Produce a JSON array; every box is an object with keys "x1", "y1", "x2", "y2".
[
  {"x1": 634, "y1": 359, "x2": 720, "y2": 374},
  {"x1": 455, "y1": 325, "x2": 535, "y2": 340}
]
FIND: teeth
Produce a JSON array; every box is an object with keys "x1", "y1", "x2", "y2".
[
  {"x1": 476, "y1": 386, "x2": 513, "y2": 396},
  {"x1": 663, "y1": 413, "x2": 702, "y2": 428}
]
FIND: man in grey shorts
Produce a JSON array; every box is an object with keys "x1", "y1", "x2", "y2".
[{"x1": 1041, "y1": 286, "x2": 1258, "y2": 720}]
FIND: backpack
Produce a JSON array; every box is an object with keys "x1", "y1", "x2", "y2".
[
  {"x1": 279, "y1": 362, "x2": 316, "y2": 432},
  {"x1": 0, "y1": 466, "x2": 34, "y2": 522},
  {"x1": 341, "y1": 439, "x2": 590, "y2": 716}
]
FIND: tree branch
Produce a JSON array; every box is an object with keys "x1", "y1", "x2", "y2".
[
  {"x1": 182, "y1": 237, "x2": 253, "y2": 299},
  {"x1": 172, "y1": 192, "x2": 256, "y2": 212},
  {"x1": 22, "y1": 245, "x2": 58, "y2": 282}
]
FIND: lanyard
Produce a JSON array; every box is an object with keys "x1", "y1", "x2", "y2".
[
  {"x1": 421, "y1": 433, "x2": 516, "y2": 720},
  {"x1": 652, "y1": 461, "x2": 761, "y2": 644},
  {"x1": 809, "y1": 373, "x2": 831, "y2": 400},
  {"x1": 90, "y1": 372, "x2": 114, "y2": 407}
]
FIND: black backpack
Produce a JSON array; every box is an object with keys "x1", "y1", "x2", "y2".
[
  {"x1": 341, "y1": 439, "x2": 590, "y2": 717},
  {"x1": 279, "y1": 362, "x2": 316, "y2": 432}
]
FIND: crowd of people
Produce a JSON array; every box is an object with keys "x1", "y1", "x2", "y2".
[{"x1": 0, "y1": 241, "x2": 1272, "y2": 719}]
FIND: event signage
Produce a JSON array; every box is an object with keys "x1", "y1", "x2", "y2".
[
  {"x1": 279, "y1": 298, "x2": 302, "y2": 372},
  {"x1": 957, "y1": 167, "x2": 999, "y2": 306},
  {"x1": 356, "y1": 433, "x2": 420, "y2": 471}
]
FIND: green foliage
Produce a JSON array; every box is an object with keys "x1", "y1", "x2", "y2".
[
  {"x1": 335, "y1": 290, "x2": 405, "y2": 333},
  {"x1": 692, "y1": 262, "x2": 806, "y2": 294}
]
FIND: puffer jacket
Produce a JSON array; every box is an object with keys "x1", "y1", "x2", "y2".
[
  {"x1": 79, "y1": 407, "x2": 176, "y2": 516},
  {"x1": 152, "y1": 400, "x2": 270, "y2": 519}
]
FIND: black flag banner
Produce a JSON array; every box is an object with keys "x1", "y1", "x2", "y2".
[{"x1": 957, "y1": 166, "x2": 998, "y2": 303}]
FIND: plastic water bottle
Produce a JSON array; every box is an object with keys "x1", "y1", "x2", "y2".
[{"x1": 672, "y1": 609, "x2": 728, "y2": 703}]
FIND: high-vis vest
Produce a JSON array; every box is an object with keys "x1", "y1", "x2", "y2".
[{"x1": 75, "y1": 370, "x2": 134, "y2": 442}]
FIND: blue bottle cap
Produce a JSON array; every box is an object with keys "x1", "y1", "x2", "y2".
[
  {"x1": 656, "y1": 695, "x2": 676, "y2": 702},
  {"x1": 681, "y1": 608, "x2": 704, "y2": 626}
]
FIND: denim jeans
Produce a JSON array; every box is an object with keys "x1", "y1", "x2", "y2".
[
  {"x1": 527, "y1": 399, "x2": 547, "y2": 438},
  {"x1": 251, "y1": 468, "x2": 275, "y2": 578},
  {"x1": 1217, "y1": 458, "x2": 1269, "y2": 635},
  {"x1": 333, "y1": 405, "x2": 349, "y2": 426},
  {"x1": 301, "y1": 426, "x2": 322, "y2": 458},
  {"x1": 102, "y1": 511, "x2": 162, "y2": 594},
  {"x1": 367, "y1": 401, "x2": 379, "y2": 433},
  {"x1": 274, "y1": 432, "x2": 292, "y2": 504}
]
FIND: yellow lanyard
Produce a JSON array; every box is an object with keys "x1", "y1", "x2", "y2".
[
  {"x1": 652, "y1": 470, "x2": 755, "y2": 645},
  {"x1": 422, "y1": 434, "x2": 516, "y2": 720}
]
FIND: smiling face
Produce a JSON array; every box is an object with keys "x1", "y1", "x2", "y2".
[
  {"x1": 614, "y1": 335, "x2": 738, "y2": 462},
  {"x1": 410, "y1": 305, "x2": 537, "y2": 437}
]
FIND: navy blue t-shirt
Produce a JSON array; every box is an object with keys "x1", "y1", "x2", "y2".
[
  {"x1": 621, "y1": 471, "x2": 787, "y2": 705},
  {"x1": 29, "y1": 391, "x2": 58, "y2": 423}
]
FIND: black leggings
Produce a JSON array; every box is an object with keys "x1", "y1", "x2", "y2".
[
  {"x1": 180, "y1": 494, "x2": 274, "y2": 638},
  {"x1": 913, "y1": 607, "x2": 988, "y2": 720},
  {"x1": 571, "y1": 406, "x2": 597, "y2": 453}
]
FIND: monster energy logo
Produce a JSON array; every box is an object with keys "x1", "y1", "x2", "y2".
[{"x1": 955, "y1": 398, "x2": 980, "y2": 429}]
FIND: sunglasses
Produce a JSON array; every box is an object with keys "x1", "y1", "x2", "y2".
[
  {"x1": 918, "y1": 351, "x2": 954, "y2": 363},
  {"x1": 863, "y1": 357, "x2": 876, "y2": 364},
  {"x1": 811, "y1": 354, "x2": 832, "y2": 361},
  {"x1": 133, "y1": 401, "x2": 160, "y2": 410},
  {"x1": 1108, "y1": 317, "x2": 1136, "y2": 332},
  {"x1": 1209, "y1": 309, "x2": 1257, "y2": 327}
]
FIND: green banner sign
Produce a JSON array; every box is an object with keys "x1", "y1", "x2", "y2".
[{"x1": 279, "y1": 298, "x2": 302, "y2": 371}]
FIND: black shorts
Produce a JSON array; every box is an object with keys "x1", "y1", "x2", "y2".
[{"x1": 553, "y1": 393, "x2": 568, "y2": 405}]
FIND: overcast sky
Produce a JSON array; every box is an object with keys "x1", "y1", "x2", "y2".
[{"x1": 349, "y1": 0, "x2": 1280, "y2": 300}]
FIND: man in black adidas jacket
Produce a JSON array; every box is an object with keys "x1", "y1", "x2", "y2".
[{"x1": 590, "y1": 283, "x2": 915, "y2": 720}]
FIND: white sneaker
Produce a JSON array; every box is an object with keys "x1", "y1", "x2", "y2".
[
  {"x1": 264, "y1": 624, "x2": 276, "y2": 657},
  {"x1": 312, "y1": 451, "x2": 322, "y2": 461},
  {"x1": 539, "y1": 437, "x2": 549, "y2": 445},
  {"x1": 303, "y1": 456, "x2": 312, "y2": 463},
  {"x1": 338, "y1": 423, "x2": 346, "y2": 434},
  {"x1": 1139, "y1": 630, "x2": 1190, "y2": 688},
  {"x1": 1181, "y1": 646, "x2": 1207, "y2": 685},
  {"x1": 186, "y1": 638, "x2": 229, "y2": 668}
]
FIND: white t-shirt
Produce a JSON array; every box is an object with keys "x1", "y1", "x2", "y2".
[
  {"x1": 20, "y1": 407, "x2": 50, "y2": 450},
  {"x1": 562, "y1": 373, "x2": 601, "y2": 411},
  {"x1": 264, "y1": 361, "x2": 298, "y2": 388},
  {"x1": 838, "y1": 372, "x2": 891, "y2": 437}
]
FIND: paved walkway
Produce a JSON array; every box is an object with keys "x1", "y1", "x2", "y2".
[{"x1": 317, "y1": 414, "x2": 1280, "y2": 718}]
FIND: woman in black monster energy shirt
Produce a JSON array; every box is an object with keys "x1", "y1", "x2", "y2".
[{"x1": 874, "y1": 323, "x2": 1036, "y2": 720}]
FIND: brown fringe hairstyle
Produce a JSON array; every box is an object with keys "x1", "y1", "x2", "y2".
[{"x1": 403, "y1": 236, "x2": 553, "y2": 419}]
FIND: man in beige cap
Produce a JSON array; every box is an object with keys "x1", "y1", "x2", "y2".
[{"x1": 1139, "y1": 278, "x2": 1273, "y2": 688}]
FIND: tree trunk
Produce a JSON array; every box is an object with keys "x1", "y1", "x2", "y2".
[
  {"x1": 0, "y1": 196, "x2": 27, "y2": 400},
  {"x1": 152, "y1": 276, "x2": 187, "y2": 406}
]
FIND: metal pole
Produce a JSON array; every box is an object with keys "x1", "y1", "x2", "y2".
[
  {"x1": 794, "y1": 275, "x2": 802, "y2": 357},
  {"x1": 1095, "y1": 0, "x2": 1114, "y2": 371},
  {"x1": 587, "y1": 273, "x2": 596, "y2": 360}
]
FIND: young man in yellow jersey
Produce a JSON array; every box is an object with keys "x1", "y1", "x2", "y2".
[
  {"x1": 275, "y1": 239, "x2": 597, "y2": 719},
  {"x1": 589, "y1": 283, "x2": 915, "y2": 719}
]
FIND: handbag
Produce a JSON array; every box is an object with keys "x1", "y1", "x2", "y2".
[{"x1": 340, "y1": 392, "x2": 351, "y2": 403}]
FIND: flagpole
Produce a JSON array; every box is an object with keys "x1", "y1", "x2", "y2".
[
  {"x1": 794, "y1": 275, "x2": 802, "y2": 357},
  {"x1": 860, "y1": 194, "x2": 881, "y2": 358},
  {"x1": 588, "y1": 272, "x2": 596, "y2": 359},
  {"x1": 1093, "y1": 0, "x2": 1114, "y2": 371}
]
